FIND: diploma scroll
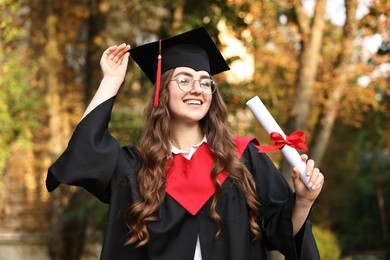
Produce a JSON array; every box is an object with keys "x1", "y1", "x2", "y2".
[{"x1": 246, "y1": 96, "x2": 311, "y2": 190}]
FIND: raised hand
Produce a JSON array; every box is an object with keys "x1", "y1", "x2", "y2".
[
  {"x1": 100, "y1": 43, "x2": 131, "y2": 80},
  {"x1": 81, "y1": 44, "x2": 131, "y2": 120}
]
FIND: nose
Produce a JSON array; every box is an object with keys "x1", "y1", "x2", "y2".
[{"x1": 190, "y1": 80, "x2": 202, "y2": 93}]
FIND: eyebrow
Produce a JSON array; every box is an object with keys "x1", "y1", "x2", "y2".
[{"x1": 173, "y1": 71, "x2": 211, "y2": 79}]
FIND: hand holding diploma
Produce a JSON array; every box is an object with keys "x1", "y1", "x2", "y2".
[{"x1": 246, "y1": 96, "x2": 324, "y2": 193}]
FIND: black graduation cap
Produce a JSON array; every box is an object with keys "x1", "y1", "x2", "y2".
[{"x1": 130, "y1": 26, "x2": 230, "y2": 106}]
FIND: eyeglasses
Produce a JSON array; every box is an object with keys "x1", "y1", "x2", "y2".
[{"x1": 170, "y1": 75, "x2": 217, "y2": 95}]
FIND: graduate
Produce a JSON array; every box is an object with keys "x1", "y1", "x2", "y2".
[{"x1": 46, "y1": 27, "x2": 324, "y2": 260}]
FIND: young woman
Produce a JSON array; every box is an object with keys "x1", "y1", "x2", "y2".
[{"x1": 47, "y1": 27, "x2": 324, "y2": 260}]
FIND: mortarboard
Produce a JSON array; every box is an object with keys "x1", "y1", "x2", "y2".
[{"x1": 130, "y1": 26, "x2": 230, "y2": 107}]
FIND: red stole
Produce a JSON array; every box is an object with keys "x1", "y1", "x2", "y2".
[{"x1": 165, "y1": 136, "x2": 255, "y2": 215}]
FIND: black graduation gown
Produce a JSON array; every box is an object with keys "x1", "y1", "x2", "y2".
[{"x1": 46, "y1": 96, "x2": 320, "y2": 260}]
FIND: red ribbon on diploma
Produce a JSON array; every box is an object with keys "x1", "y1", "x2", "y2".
[{"x1": 258, "y1": 131, "x2": 308, "y2": 152}]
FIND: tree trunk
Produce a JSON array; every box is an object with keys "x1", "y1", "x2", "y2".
[
  {"x1": 29, "y1": 0, "x2": 91, "y2": 258},
  {"x1": 0, "y1": 143, "x2": 38, "y2": 230},
  {"x1": 42, "y1": 12, "x2": 75, "y2": 260},
  {"x1": 290, "y1": 0, "x2": 327, "y2": 131},
  {"x1": 280, "y1": 0, "x2": 327, "y2": 187},
  {"x1": 309, "y1": 0, "x2": 358, "y2": 164}
]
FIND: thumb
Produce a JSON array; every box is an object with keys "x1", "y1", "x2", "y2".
[{"x1": 292, "y1": 167, "x2": 300, "y2": 182}]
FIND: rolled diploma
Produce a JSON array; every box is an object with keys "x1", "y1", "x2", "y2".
[{"x1": 246, "y1": 96, "x2": 311, "y2": 189}]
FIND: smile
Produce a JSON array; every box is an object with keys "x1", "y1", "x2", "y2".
[{"x1": 184, "y1": 100, "x2": 202, "y2": 105}]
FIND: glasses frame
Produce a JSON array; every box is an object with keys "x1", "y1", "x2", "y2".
[{"x1": 169, "y1": 76, "x2": 217, "y2": 95}]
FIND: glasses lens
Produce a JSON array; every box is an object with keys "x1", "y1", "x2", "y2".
[
  {"x1": 199, "y1": 79, "x2": 214, "y2": 95},
  {"x1": 177, "y1": 76, "x2": 192, "y2": 92}
]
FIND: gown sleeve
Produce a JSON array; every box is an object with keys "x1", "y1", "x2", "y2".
[
  {"x1": 46, "y1": 96, "x2": 120, "y2": 203},
  {"x1": 242, "y1": 141, "x2": 320, "y2": 260}
]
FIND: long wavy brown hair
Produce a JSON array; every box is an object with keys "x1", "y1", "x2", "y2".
[{"x1": 126, "y1": 69, "x2": 261, "y2": 247}]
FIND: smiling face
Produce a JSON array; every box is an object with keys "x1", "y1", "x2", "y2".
[{"x1": 168, "y1": 67, "x2": 213, "y2": 126}]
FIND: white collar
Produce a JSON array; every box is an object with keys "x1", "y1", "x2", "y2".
[{"x1": 169, "y1": 136, "x2": 207, "y2": 160}]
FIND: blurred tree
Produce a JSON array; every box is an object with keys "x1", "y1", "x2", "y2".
[
  {"x1": 32, "y1": 0, "x2": 175, "y2": 259},
  {"x1": 0, "y1": 0, "x2": 44, "y2": 236},
  {"x1": 27, "y1": 0, "x2": 92, "y2": 258},
  {"x1": 0, "y1": 0, "x2": 39, "y2": 175},
  {"x1": 207, "y1": 0, "x2": 389, "y2": 257},
  {"x1": 287, "y1": 0, "x2": 327, "y2": 134},
  {"x1": 321, "y1": 114, "x2": 389, "y2": 256},
  {"x1": 276, "y1": 0, "x2": 328, "y2": 187},
  {"x1": 309, "y1": 0, "x2": 358, "y2": 164},
  {"x1": 1, "y1": 0, "x2": 389, "y2": 259},
  {"x1": 318, "y1": 1, "x2": 389, "y2": 257}
]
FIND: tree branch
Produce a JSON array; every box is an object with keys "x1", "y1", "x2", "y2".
[{"x1": 293, "y1": 0, "x2": 310, "y2": 40}]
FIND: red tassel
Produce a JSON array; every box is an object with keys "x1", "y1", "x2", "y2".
[{"x1": 154, "y1": 39, "x2": 162, "y2": 107}]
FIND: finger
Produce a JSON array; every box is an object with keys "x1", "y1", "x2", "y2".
[
  {"x1": 312, "y1": 171, "x2": 324, "y2": 190},
  {"x1": 117, "y1": 44, "x2": 131, "y2": 59},
  {"x1": 303, "y1": 159, "x2": 316, "y2": 189},
  {"x1": 308, "y1": 167, "x2": 319, "y2": 187},
  {"x1": 117, "y1": 42, "x2": 127, "y2": 49},
  {"x1": 305, "y1": 159, "x2": 315, "y2": 177},
  {"x1": 308, "y1": 168, "x2": 324, "y2": 190},
  {"x1": 301, "y1": 154, "x2": 308, "y2": 162},
  {"x1": 113, "y1": 44, "x2": 130, "y2": 62},
  {"x1": 119, "y1": 51, "x2": 130, "y2": 66},
  {"x1": 102, "y1": 45, "x2": 118, "y2": 60},
  {"x1": 108, "y1": 43, "x2": 127, "y2": 60},
  {"x1": 116, "y1": 49, "x2": 130, "y2": 65},
  {"x1": 313, "y1": 181, "x2": 324, "y2": 190},
  {"x1": 292, "y1": 167, "x2": 300, "y2": 180},
  {"x1": 108, "y1": 51, "x2": 119, "y2": 61},
  {"x1": 105, "y1": 45, "x2": 118, "y2": 52}
]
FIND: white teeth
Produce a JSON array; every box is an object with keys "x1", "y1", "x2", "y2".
[{"x1": 185, "y1": 100, "x2": 201, "y2": 105}]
